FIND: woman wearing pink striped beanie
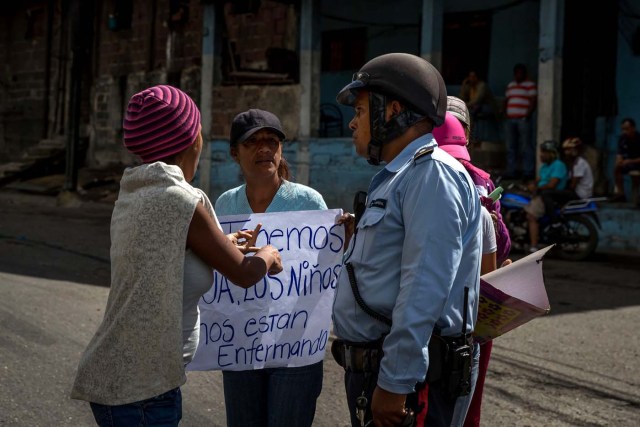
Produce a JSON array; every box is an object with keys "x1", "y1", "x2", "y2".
[
  {"x1": 123, "y1": 85, "x2": 202, "y2": 163},
  {"x1": 71, "y1": 85, "x2": 283, "y2": 426}
]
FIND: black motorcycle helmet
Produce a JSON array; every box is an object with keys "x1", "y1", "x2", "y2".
[
  {"x1": 336, "y1": 53, "x2": 447, "y2": 165},
  {"x1": 540, "y1": 140, "x2": 559, "y2": 154}
]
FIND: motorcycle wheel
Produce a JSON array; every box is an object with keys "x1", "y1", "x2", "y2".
[{"x1": 554, "y1": 216, "x2": 598, "y2": 261}]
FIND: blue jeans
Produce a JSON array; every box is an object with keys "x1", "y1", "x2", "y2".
[
  {"x1": 89, "y1": 388, "x2": 182, "y2": 427},
  {"x1": 222, "y1": 361, "x2": 323, "y2": 427},
  {"x1": 504, "y1": 117, "x2": 535, "y2": 177}
]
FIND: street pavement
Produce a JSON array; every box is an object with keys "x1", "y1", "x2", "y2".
[{"x1": 1, "y1": 190, "x2": 639, "y2": 426}]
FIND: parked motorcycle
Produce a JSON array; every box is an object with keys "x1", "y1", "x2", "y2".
[{"x1": 500, "y1": 187, "x2": 606, "y2": 261}]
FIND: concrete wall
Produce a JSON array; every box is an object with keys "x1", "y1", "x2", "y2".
[
  {"x1": 211, "y1": 85, "x2": 301, "y2": 140},
  {"x1": 90, "y1": 0, "x2": 302, "y2": 166},
  {"x1": 0, "y1": 2, "x2": 61, "y2": 161},
  {"x1": 597, "y1": 205, "x2": 640, "y2": 253},
  {"x1": 88, "y1": 0, "x2": 203, "y2": 167},
  {"x1": 0, "y1": 0, "x2": 206, "y2": 165},
  {"x1": 96, "y1": 0, "x2": 203, "y2": 77},
  {"x1": 0, "y1": 1, "x2": 306, "y2": 167},
  {"x1": 90, "y1": 66, "x2": 202, "y2": 166},
  {"x1": 222, "y1": 0, "x2": 297, "y2": 71}
]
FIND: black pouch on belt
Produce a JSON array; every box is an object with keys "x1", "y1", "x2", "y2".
[{"x1": 331, "y1": 337, "x2": 384, "y2": 373}]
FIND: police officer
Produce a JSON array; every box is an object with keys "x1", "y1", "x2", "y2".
[{"x1": 331, "y1": 53, "x2": 482, "y2": 427}]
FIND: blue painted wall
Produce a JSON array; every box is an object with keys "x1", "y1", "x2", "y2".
[
  {"x1": 320, "y1": 71, "x2": 355, "y2": 136},
  {"x1": 319, "y1": 0, "x2": 540, "y2": 135},
  {"x1": 602, "y1": 25, "x2": 640, "y2": 194},
  {"x1": 320, "y1": 0, "x2": 421, "y2": 134},
  {"x1": 486, "y1": 1, "x2": 539, "y2": 95},
  {"x1": 597, "y1": 205, "x2": 640, "y2": 253},
  {"x1": 203, "y1": 138, "x2": 640, "y2": 255}
]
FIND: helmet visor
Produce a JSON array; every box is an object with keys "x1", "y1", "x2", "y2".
[{"x1": 336, "y1": 72, "x2": 370, "y2": 106}]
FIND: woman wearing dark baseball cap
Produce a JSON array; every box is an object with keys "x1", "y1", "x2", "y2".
[
  {"x1": 216, "y1": 109, "x2": 327, "y2": 427},
  {"x1": 71, "y1": 87, "x2": 282, "y2": 426}
]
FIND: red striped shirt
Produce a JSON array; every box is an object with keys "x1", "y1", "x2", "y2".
[{"x1": 505, "y1": 80, "x2": 537, "y2": 118}]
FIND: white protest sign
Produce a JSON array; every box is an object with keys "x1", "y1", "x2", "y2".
[{"x1": 187, "y1": 209, "x2": 344, "y2": 371}]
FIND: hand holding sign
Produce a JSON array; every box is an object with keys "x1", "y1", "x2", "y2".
[
  {"x1": 260, "y1": 245, "x2": 283, "y2": 275},
  {"x1": 335, "y1": 212, "x2": 355, "y2": 251},
  {"x1": 229, "y1": 223, "x2": 263, "y2": 253}
]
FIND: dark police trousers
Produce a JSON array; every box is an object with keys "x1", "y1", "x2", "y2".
[{"x1": 332, "y1": 337, "x2": 476, "y2": 427}]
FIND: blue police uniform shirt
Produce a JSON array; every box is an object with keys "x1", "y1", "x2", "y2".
[{"x1": 332, "y1": 134, "x2": 482, "y2": 395}]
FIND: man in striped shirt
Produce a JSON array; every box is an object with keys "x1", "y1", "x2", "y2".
[{"x1": 504, "y1": 63, "x2": 537, "y2": 179}]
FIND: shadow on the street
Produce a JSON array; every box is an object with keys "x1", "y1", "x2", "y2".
[
  {"x1": 539, "y1": 253, "x2": 640, "y2": 316},
  {"x1": 0, "y1": 191, "x2": 113, "y2": 287},
  {"x1": 0, "y1": 236, "x2": 111, "y2": 287}
]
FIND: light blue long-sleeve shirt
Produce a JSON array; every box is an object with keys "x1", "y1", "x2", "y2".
[
  {"x1": 332, "y1": 134, "x2": 482, "y2": 395},
  {"x1": 214, "y1": 180, "x2": 327, "y2": 215}
]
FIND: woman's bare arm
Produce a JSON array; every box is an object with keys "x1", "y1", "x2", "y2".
[{"x1": 187, "y1": 203, "x2": 282, "y2": 288}]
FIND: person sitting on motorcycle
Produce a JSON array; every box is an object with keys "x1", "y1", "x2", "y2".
[
  {"x1": 524, "y1": 140, "x2": 569, "y2": 252},
  {"x1": 559, "y1": 137, "x2": 594, "y2": 201},
  {"x1": 541, "y1": 138, "x2": 595, "y2": 234},
  {"x1": 537, "y1": 137, "x2": 595, "y2": 226}
]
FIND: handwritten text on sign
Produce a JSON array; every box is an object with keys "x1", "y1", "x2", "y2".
[{"x1": 187, "y1": 209, "x2": 344, "y2": 371}]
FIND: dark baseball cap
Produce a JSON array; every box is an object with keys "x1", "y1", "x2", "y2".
[
  {"x1": 446, "y1": 96, "x2": 470, "y2": 128},
  {"x1": 230, "y1": 109, "x2": 286, "y2": 145}
]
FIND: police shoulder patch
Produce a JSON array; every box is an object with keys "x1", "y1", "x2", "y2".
[
  {"x1": 413, "y1": 147, "x2": 434, "y2": 161},
  {"x1": 369, "y1": 198, "x2": 387, "y2": 209}
]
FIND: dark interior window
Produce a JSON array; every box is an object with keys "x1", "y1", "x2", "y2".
[
  {"x1": 441, "y1": 12, "x2": 491, "y2": 85},
  {"x1": 321, "y1": 28, "x2": 367, "y2": 72}
]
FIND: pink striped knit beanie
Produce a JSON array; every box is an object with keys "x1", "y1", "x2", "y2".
[{"x1": 123, "y1": 85, "x2": 201, "y2": 162}]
